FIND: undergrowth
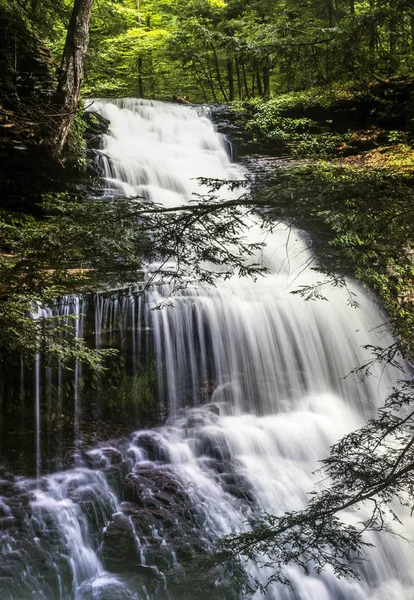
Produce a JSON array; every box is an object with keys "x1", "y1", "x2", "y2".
[{"x1": 253, "y1": 160, "x2": 414, "y2": 359}]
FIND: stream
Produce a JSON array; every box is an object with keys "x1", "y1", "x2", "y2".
[{"x1": 0, "y1": 99, "x2": 413, "y2": 599}]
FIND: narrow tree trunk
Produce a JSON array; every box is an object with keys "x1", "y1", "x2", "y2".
[
  {"x1": 47, "y1": 0, "x2": 94, "y2": 158},
  {"x1": 205, "y1": 51, "x2": 219, "y2": 103},
  {"x1": 191, "y1": 66, "x2": 209, "y2": 102},
  {"x1": 148, "y1": 50, "x2": 155, "y2": 97},
  {"x1": 211, "y1": 44, "x2": 228, "y2": 102},
  {"x1": 226, "y1": 58, "x2": 234, "y2": 101},
  {"x1": 411, "y1": 12, "x2": 414, "y2": 51},
  {"x1": 255, "y1": 62, "x2": 263, "y2": 97},
  {"x1": 188, "y1": 53, "x2": 211, "y2": 101},
  {"x1": 235, "y1": 58, "x2": 243, "y2": 99},
  {"x1": 241, "y1": 59, "x2": 249, "y2": 99},
  {"x1": 349, "y1": 0, "x2": 355, "y2": 14},
  {"x1": 135, "y1": 2, "x2": 144, "y2": 97},
  {"x1": 389, "y1": 14, "x2": 398, "y2": 67},
  {"x1": 138, "y1": 56, "x2": 144, "y2": 97},
  {"x1": 368, "y1": 0, "x2": 376, "y2": 54},
  {"x1": 326, "y1": 0, "x2": 335, "y2": 27},
  {"x1": 263, "y1": 64, "x2": 270, "y2": 98}
]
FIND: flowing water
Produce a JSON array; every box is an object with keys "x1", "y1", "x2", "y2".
[{"x1": 0, "y1": 99, "x2": 413, "y2": 599}]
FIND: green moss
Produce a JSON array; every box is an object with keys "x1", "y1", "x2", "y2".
[
  {"x1": 104, "y1": 362, "x2": 160, "y2": 422},
  {"x1": 231, "y1": 82, "x2": 414, "y2": 158},
  {"x1": 65, "y1": 109, "x2": 88, "y2": 169}
]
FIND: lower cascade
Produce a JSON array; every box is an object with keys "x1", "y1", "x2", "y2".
[{"x1": 1, "y1": 99, "x2": 413, "y2": 599}]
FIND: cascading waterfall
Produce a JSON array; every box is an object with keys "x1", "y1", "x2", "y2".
[{"x1": 1, "y1": 99, "x2": 413, "y2": 600}]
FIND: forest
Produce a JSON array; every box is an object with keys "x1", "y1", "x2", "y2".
[
  {"x1": 4, "y1": 0, "x2": 414, "y2": 101},
  {"x1": 0, "y1": 1, "x2": 414, "y2": 599}
]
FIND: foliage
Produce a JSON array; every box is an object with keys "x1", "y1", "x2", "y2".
[
  {"x1": 83, "y1": 0, "x2": 414, "y2": 100},
  {"x1": 6, "y1": 0, "x2": 414, "y2": 102},
  {"x1": 0, "y1": 185, "x2": 265, "y2": 366},
  {"x1": 102, "y1": 360, "x2": 160, "y2": 423},
  {"x1": 231, "y1": 81, "x2": 414, "y2": 158},
  {"x1": 252, "y1": 160, "x2": 414, "y2": 357},
  {"x1": 4, "y1": 0, "x2": 414, "y2": 103},
  {"x1": 65, "y1": 108, "x2": 88, "y2": 166}
]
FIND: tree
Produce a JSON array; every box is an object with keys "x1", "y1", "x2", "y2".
[{"x1": 46, "y1": 0, "x2": 94, "y2": 157}]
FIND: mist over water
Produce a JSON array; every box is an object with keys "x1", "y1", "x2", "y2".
[{"x1": 1, "y1": 99, "x2": 413, "y2": 599}]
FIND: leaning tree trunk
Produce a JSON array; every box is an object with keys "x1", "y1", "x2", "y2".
[{"x1": 47, "y1": 0, "x2": 94, "y2": 158}]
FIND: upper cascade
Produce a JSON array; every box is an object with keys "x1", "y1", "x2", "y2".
[
  {"x1": 93, "y1": 98, "x2": 241, "y2": 205},
  {"x1": 92, "y1": 98, "x2": 399, "y2": 417}
]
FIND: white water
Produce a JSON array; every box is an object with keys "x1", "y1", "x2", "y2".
[
  {"x1": 1, "y1": 99, "x2": 413, "y2": 599},
  {"x1": 91, "y1": 99, "x2": 413, "y2": 598},
  {"x1": 95, "y1": 98, "x2": 397, "y2": 416}
]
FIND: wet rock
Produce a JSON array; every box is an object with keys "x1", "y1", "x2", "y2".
[
  {"x1": 133, "y1": 564, "x2": 165, "y2": 581},
  {"x1": 186, "y1": 414, "x2": 206, "y2": 428},
  {"x1": 223, "y1": 482, "x2": 254, "y2": 503},
  {"x1": 81, "y1": 443, "x2": 131, "y2": 497},
  {"x1": 195, "y1": 451, "x2": 254, "y2": 503},
  {"x1": 102, "y1": 463, "x2": 209, "y2": 576},
  {"x1": 0, "y1": 467, "x2": 16, "y2": 482},
  {"x1": 105, "y1": 461, "x2": 131, "y2": 498},
  {"x1": 197, "y1": 430, "x2": 232, "y2": 462},
  {"x1": 133, "y1": 431, "x2": 170, "y2": 463},
  {"x1": 101, "y1": 447, "x2": 124, "y2": 464},
  {"x1": 0, "y1": 516, "x2": 15, "y2": 530},
  {"x1": 208, "y1": 104, "x2": 256, "y2": 157},
  {"x1": 83, "y1": 447, "x2": 124, "y2": 469},
  {"x1": 0, "y1": 479, "x2": 73, "y2": 599},
  {"x1": 70, "y1": 483, "x2": 115, "y2": 545},
  {"x1": 84, "y1": 110, "x2": 110, "y2": 149},
  {"x1": 206, "y1": 403, "x2": 220, "y2": 416},
  {"x1": 78, "y1": 576, "x2": 137, "y2": 600},
  {"x1": 101, "y1": 513, "x2": 137, "y2": 572},
  {"x1": 124, "y1": 463, "x2": 189, "y2": 509},
  {"x1": 118, "y1": 501, "x2": 139, "y2": 515}
]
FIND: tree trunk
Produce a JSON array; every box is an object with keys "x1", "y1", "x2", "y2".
[
  {"x1": 148, "y1": 50, "x2": 155, "y2": 97},
  {"x1": 191, "y1": 66, "x2": 209, "y2": 102},
  {"x1": 205, "y1": 51, "x2": 219, "y2": 103},
  {"x1": 47, "y1": 0, "x2": 94, "y2": 158},
  {"x1": 256, "y1": 63, "x2": 263, "y2": 97},
  {"x1": 349, "y1": 0, "x2": 355, "y2": 15},
  {"x1": 411, "y1": 12, "x2": 414, "y2": 51},
  {"x1": 241, "y1": 59, "x2": 249, "y2": 99},
  {"x1": 388, "y1": 13, "x2": 398, "y2": 68},
  {"x1": 326, "y1": 0, "x2": 335, "y2": 27},
  {"x1": 226, "y1": 58, "x2": 234, "y2": 101},
  {"x1": 138, "y1": 56, "x2": 144, "y2": 97},
  {"x1": 368, "y1": 0, "x2": 376, "y2": 54},
  {"x1": 211, "y1": 44, "x2": 228, "y2": 102},
  {"x1": 235, "y1": 58, "x2": 243, "y2": 99},
  {"x1": 263, "y1": 64, "x2": 270, "y2": 98}
]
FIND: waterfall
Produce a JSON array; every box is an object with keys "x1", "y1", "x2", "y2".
[
  {"x1": 94, "y1": 98, "x2": 397, "y2": 417},
  {"x1": 1, "y1": 99, "x2": 413, "y2": 600}
]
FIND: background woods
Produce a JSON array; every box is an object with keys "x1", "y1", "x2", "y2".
[{"x1": 3, "y1": 0, "x2": 414, "y2": 106}]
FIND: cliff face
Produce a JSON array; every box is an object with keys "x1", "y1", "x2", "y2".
[
  {"x1": 0, "y1": 7, "x2": 105, "y2": 212},
  {"x1": 0, "y1": 5, "x2": 56, "y2": 133},
  {"x1": 0, "y1": 6, "x2": 58, "y2": 212}
]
